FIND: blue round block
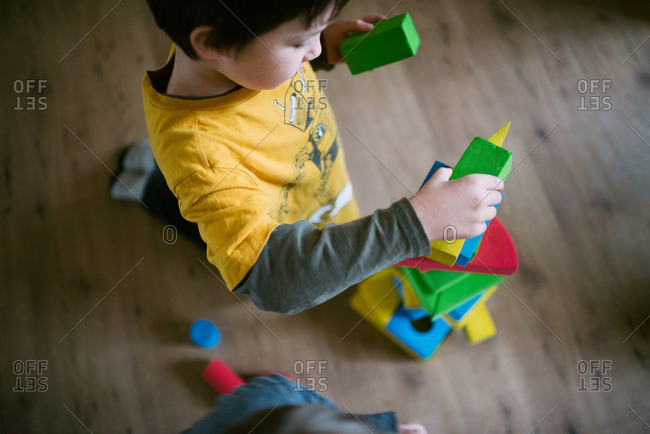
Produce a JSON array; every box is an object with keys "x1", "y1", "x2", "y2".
[{"x1": 190, "y1": 319, "x2": 220, "y2": 348}]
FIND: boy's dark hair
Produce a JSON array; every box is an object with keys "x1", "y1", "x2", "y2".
[
  {"x1": 224, "y1": 404, "x2": 392, "y2": 434},
  {"x1": 146, "y1": 0, "x2": 350, "y2": 60}
]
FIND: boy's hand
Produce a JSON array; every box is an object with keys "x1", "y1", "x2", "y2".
[
  {"x1": 322, "y1": 15, "x2": 386, "y2": 64},
  {"x1": 409, "y1": 168, "x2": 504, "y2": 241}
]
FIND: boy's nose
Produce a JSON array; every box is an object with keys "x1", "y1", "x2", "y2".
[{"x1": 303, "y1": 36, "x2": 322, "y2": 62}]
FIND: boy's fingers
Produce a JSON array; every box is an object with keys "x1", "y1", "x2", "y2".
[
  {"x1": 474, "y1": 190, "x2": 501, "y2": 211},
  {"x1": 469, "y1": 174, "x2": 504, "y2": 191},
  {"x1": 487, "y1": 190, "x2": 502, "y2": 206},
  {"x1": 484, "y1": 175, "x2": 504, "y2": 191},
  {"x1": 340, "y1": 16, "x2": 386, "y2": 35},
  {"x1": 361, "y1": 15, "x2": 388, "y2": 24},
  {"x1": 468, "y1": 221, "x2": 488, "y2": 238},
  {"x1": 482, "y1": 205, "x2": 498, "y2": 221},
  {"x1": 491, "y1": 179, "x2": 505, "y2": 192},
  {"x1": 340, "y1": 19, "x2": 373, "y2": 33}
]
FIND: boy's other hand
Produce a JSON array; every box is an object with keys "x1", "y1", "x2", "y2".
[
  {"x1": 323, "y1": 15, "x2": 386, "y2": 64},
  {"x1": 399, "y1": 423, "x2": 428, "y2": 434},
  {"x1": 409, "y1": 168, "x2": 504, "y2": 242}
]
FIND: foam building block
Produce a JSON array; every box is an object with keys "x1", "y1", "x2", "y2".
[
  {"x1": 391, "y1": 274, "x2": 428, "y2": 321},
  {"x1": 488, "y1": 121, "x2": 511, "y2": 148},
  {"x1": 350, "y1": 271, "x2": 451, "y2": 359},
  {"x1": 350, "y1": 269, "x2": 402, "y2": 329},
  {"x1": 397, "y1": 217, "x2": 518, "y2": 275},
  {"x1": 202, "y1": 359, "x2": 245, "y2": 395},
  {"x1": 422, "y1": 123, "x2": 512, "y2": 266},
  {"x1": 449, "y1": 136, "x2": 512, "y2": 182},
  {"x1": 397, "y1": 267, "x2": 505, "y2": 318},
  {"x1": 190, "y1": 319, "x2": 221, "y2": 348},
  {"x1": 455, "y1": 122, "x2": 511, "y2": 265},
  {"x1": 463, "y1": 304, "x2": 497, "y2": 343},
  {"x1": 340, "y1": 13, "x2": 421, "y2": 75},
  {"x1": 427, "y1": 238, "x2": 465, "y2": 266},
  {"x1": 386, "y1": 308, "x2": 452, "y2": 359},
  {"x1": 444, "y1": 285, "x2": 497, "y2": 330},
  {"x1": 420, "y1": 160, "x2": 450, "y2": 187},
  {"x1": 391, "y1": 273, "x2": 422, "y2": 310},
  {"x1": 426, "y1": 135, "x2": 511, "y2": 265},
  {"x1": 446, "y1": 293, "x2": 482, "y2": 324}
]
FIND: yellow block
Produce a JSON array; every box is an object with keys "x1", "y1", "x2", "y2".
[
  {"x1": 351, "y1": 269, "x2": 401, "y2": 328},
  {"x1": 350, "y1": 276, "x2": 432, "y2": 360},
  {"x1": 463, "y1": 304, "x2": 497, "y2": 343},
  {"x1": 488, "y1": 121, "x2": 511, "y2": 147},
  {"x1": 428, "y1": 239, "x2": 465, "y2": 266}
]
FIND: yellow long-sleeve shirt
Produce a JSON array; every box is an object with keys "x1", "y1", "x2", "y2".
[{"x1": 143, "y1": 53, "x2": 359, "y2": 289}]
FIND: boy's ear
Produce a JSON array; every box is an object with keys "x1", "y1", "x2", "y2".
[{"x1": 189, "y1": 26, "x2": 221, "y2": 60}]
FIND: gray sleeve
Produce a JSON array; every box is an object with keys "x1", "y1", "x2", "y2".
[{"x1": 233, "y1": 197, "x2": 431, "y2": 314}]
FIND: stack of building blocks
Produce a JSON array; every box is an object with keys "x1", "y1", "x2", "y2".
[
  {"x1": 392, "y1": 267, "x2": 505, "y2": 319},
  {"x1": 349, "y1": 123, "x2": 518, "y2": 359},
  {"x1": 340, "y1": 13, "x2": 421, "y2": 75},
  {"x1": 398, "y1": 217, "x2": 518, "y2": 275},
  {"x1": 349, "y1": 269, "x2": 452, "y2": 359}
]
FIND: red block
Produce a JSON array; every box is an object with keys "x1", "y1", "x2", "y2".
[
  {"x1": 397, "y1": 218, "x2": 517, "y2": 275},
  {"x1": 202, "y1": 359, "x2": 245, "y2": 395}
]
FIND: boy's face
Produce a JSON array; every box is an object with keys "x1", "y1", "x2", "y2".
[{"x1": 215, "y1": 6, "x2": 332, "y2": 90}]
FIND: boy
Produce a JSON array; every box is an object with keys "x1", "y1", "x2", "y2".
[
  {"x1": 183, "y1": 374, "x2": 427, "y2": 433},
  {"x1": 114, "y1": 0, "x2": 503, "y2": 314}
]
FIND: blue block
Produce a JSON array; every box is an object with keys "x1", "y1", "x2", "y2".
[
  {"x1": 420, "y1": 161, "x2": 451, "y2": 189},
  {"x1": 447, "y1": 293, "x2": 483, "y2": 321},
  {"x1": 386, "y1": 306, "x2": 452, "y2": 359},
  {"x1": 190, "y1": 319, "x2": 221, "y2": 348},
  {"x1": 404, "y1": 307, "x2": 429, "y2": 321}
]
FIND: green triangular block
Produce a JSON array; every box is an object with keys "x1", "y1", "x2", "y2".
[{"x1": 400, "y1": 267, "x2": 505, "y2": 317}]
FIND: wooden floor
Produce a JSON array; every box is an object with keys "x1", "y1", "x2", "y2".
[{"x1": 2, "y1": 0, "x2": 649, "y2": 432}]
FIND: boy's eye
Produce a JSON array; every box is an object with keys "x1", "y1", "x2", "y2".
[{"x1": 294, "y1": 40, "x2": 311, "y2": 48}]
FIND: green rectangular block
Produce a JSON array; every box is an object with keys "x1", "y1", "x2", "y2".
[
  {"x1": 450, "y1": 137, "x2": 513, "y2": 182},
  {"x1": 400, "y1": 267, "x2": 505, "y2": 318},
  {"x1": 340, "y1": 13, "x2": 421, "y2": 75}
]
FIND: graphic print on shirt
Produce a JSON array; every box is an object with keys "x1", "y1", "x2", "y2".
[{"x1": 273, "y1": 68, "x2": 343, "y2": 223}]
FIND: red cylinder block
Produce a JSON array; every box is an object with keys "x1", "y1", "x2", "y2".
[{"x1": 202, "y1": 359, "x2": 245, "y2": 395}]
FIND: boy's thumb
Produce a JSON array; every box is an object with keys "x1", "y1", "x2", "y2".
[{"x1": 429, "y1": 167, "x2": 452, "y2": 184}]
